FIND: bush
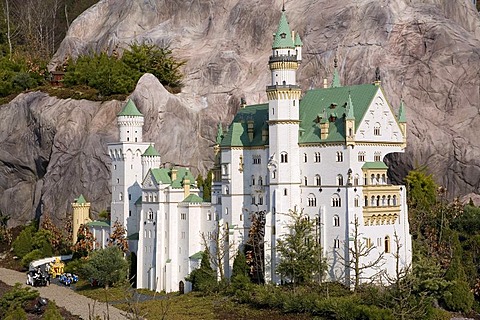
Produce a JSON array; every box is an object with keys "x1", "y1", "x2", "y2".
[
  {"x1": 43, "y1": 301, "x2": 64, "y2": 320},
  {"x1": 186, "y1": 251, "x2": 217, "y2": 293},
  {"x1": 81, "y1": 246, "x2": 128, "y2": 289},
  {"x1": 442, "y1": 280, "x2": 474, "y2": 313},
  {"x1": 12, "y1": 225, "x2": 35, "y2": 258},
  {"x1": 3, "y1": 305, "x2": 27, "y2": 320},
  {"x1": 0, "y1": 283, "x2": 39, "y2": 316},
  {"x1": 20, "y1": 249, "x2": 44, "y2": 268}
]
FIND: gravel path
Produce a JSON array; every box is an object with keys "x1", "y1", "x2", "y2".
[{"x1": 0, "y1": 267, "x2": 130, "y2": 320}]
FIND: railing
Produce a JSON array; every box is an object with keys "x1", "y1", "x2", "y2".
[
  {"x1": 266, "y1": 84, "x2": 301, "y2": 91},
  {"x1": 269, "y1": 55, "x2": 298, "y2": 63}
]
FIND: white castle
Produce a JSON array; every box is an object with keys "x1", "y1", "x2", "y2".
[{"x1": 108, "y1": 8, "x2": 412, "y2": 293}]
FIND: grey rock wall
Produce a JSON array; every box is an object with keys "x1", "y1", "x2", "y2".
[{"x1": 2, "y1": 0, "x2": 480, "y2": 225}]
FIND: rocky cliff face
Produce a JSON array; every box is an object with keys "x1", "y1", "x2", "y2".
[{"x1": 2, "y1": 0, "x2": 480, "y2": 225}]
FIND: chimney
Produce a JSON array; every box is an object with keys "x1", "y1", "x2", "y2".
[
  {"x1": 171, "y1": 167, "x2": 178, "y2": 181},
  {"x1": 323, "y1": 78, "x2": 328, "y2": 88},
  {"x1": 183, "y1": 175, "x2": 191, "y2": 198}
]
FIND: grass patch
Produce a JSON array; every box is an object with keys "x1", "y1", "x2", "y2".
[{"x1": 74, "y1": 280, "x2": 128, "y2": 302}]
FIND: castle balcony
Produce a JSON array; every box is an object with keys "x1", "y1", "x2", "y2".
[
  {"x1": 266, "y1": 84, "x2": 301, "y2": 91},
  {"x1": 251, "y1": 185, "x2": 265, "y2": 194},
  {"x1": 269, "y1": 55, "x2": 298, "y2": 63},
  {"x1": 362, "y1": 205, "x2": 401, "y2": 226}
]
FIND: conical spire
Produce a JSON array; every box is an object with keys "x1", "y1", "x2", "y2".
[
  {"x1": 294, "y1": 32, "x2": 303, "y2": 47},
  {"x1": 76, "y1": 194, "x2": 87, "y2": 204},
  {"x1": 272, "y1": 10, "x2": 294, "y2": 49},
  {"x1": 331, "y1": 56, "x2": 341, "y2": 88},
  {"x1": 216, "y1": 123, "x2": 224, "y2": 144},
  {"x1": 118, "y1": 99, "x2": 143, "y2": 117},
  {"x1": 142, "y1": 144, "x2": 160, "y2": 157},
  {"x1": 398, "y1": 100, "x2": 406, "y2": 123},
  {"x1": 346, "y1": 93, "x2": 355, "y2": 120}
]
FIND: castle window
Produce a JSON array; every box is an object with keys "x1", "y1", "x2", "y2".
[
  {"x1": 385, "y1": 236, "x2": 390, "y2": 253},
  {"x1": 304, "y1": 153, "x2": 307, "y2": 162},
  {"x1": 371, "y1": 196, "x2": 375, "y2": 206},
  {"x1": 259, "y1": 176, "x2": 263, "y2": 185},
  {"x1": 127, "y1": 137, "x2": 130, "y2": 141},
  {"x1": 253, "y1": 155, "x2": 261, "y2": 164},
  {"x1": 128, "y1": 194, "x2": 131, "y2": 200},
  {"x1": 148, "y1": 230, "x2": 152, "y2": 238},
  {"x1": 129, "y1": 210, "x2": 132, "y2": 217},
  {"x1": 180, "y1": 213, "x2": 187, "y2": 220},
  {"x1": 304, "y1": 176, "x2": 308, "y2": 186},
  {"x1": 393, "y1": 195, "x2": 397, "y2": 206},
  {"x1": 366, "y1": 238, "x2": 372, "y2": 248},
  {"x1": 354, "y1": 196, "x2": 359, "y2": 207},
  {"x1": 315, "y1": 175, "x2": 321, "y2": 186},
  {"x1": 358, "y1": 152, "x2": 365, "y2": 162},
  {"x1": 225, "y1": 207, "x2": 229, "y2": 215},
  {"x1": 376, "y1": 196, "x2": 380, "y2": 206},
  {"x1": 119, "y1": 192, "x2": 123, "y2": 201},
  {"x1": 147, "y1": 209, "x2": 154, "y2": 221},
  {"x1": 374, "y1": 152, "x2": 381, "y2": 162},
  {"x1": 382, "y1": 195, "x2": 386, "y2": 206},
  {"x1": 365, "y1": 196, "x2": 368, "y2": 207},
  {"x1": 116, "y1": 178, "x2": 120, "y2": 184},
  {"x1": 259, "y1": 196, "x2": 263, "y2": 205},
  {"x1": 251, "y1": 176, "x2": 255, "y2": 186},
  {"x1": 315, "y1": 152, "x2": 321, "y2": 162},
  {"x1": 331, "y1": 194, "x2": 341, "y2": 207},
  {"x1": 333, "y1": 215, "x2": 340, "y2": 227},
  {"x1": 225, "y1": 186, "x2": 229, "y2": 195},
  {"x1": 334, "y1": 238, "x2": 340, "y2": 249},
  {"x1": 354, "y1": 174, "x2": 359, "y2": 186},
  {"x1": 272, "y1": 171, "x2": 276, "y2": 179},
  {"x1": 284, "y1": 188, "x2": 288, "y2": 196},
  {"x1": 114, "y1": 165, "x2": 117, "y2": 170},
  {"x1": 336, "y1": 151, "x2": 343, "y2": 162},
  {"x1": 251, "y1": 196, "x2": 256, "y2": 205},
  {"x1": 337, "y1": 174, "x2": 344, "y2": 186},
  {"x1": 207, "y1": 211, "x2": 212, "y2": 221},
  {"x1": 374, "y1": 123, "x2": 381, "y2": 136},
  {"x1": 280, "y1": 152, "x2": 288, "y2": 163},
  {"x1": 307, "y1": 194, "x2": 316, "y2": 207}
]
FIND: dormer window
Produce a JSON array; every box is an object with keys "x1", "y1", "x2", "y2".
[{"x1": 280, "y1": 33, "x2": 286, "y2": 39}]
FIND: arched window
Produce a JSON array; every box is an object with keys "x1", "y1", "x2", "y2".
[
  {"x1": 364, "y1": 196, "x2": 368, "y2": 207},
  {"x1": 354, "y1": 196, "x2": 359, "y2": 207},
  {"x1": 333, "y1": 215, "x2": 340, "y2": 227},
  {"x1": 331, "y1": 194, "x2": 341, "y2": 207},
  {"x1": 304, "y1": 153, "x2": 308, "y2": 162},
  {"x1": 382, "y1": 174, "x2": 386, "y2": 184},
  {"x1": 284, "y1": 188, "x2": 288, "y2": 196},
  {"x1": 280, "y1": 152, "x2": 288, "y2": 163},
  {"x1": 207, "y1": 211, "x2": 212, "y2": 221},
  {"x1": 147, "y1": 209, "x2": 154, "y2": 220},
  {"x1": 225, "y1": 186, "x2": 229, "y2": 195},
  {"x1": 304, "y1": 176, "x2": 308, "y2": 186},
  {"x1": 258, "y1": 196, "x2": 263, "y2": 205},
  {"x1": 387, "y1": 195, "x2": 391, "y2": 206},
  {"x1": 357, "y1": 151, "x2": 365, "y2": 162},
  {"x1": 385, "y1": 236, "x2": 390, "y2": 253},
  {"x1": 315, "y1": 152, "x2": 321, "y2": 162},
  {"x1": 374, "y1": 152, "x2": 382, "y2": 162},
  {"x1": 393, "y1": 195, "x2": 397, "y2": 206},
  {"x1": 251, "y1": 176, "x2": 255, "y2": 186},
  {"x1": 337, "y1": 174, "x2": 344, "y2": 186},
  {"x1": 371, "y1": 196, "x2": 375, "y2": 206},
  {"x1": 376, "y1": 195, "x2": 380, "y2": 206},
  {"x1": 225, "y1": 207, "x2": 229, "y2": 215},
  {"x1": 354, "y1": 174, "x2": 359, "y2": 186},
  {"x1": 308, "y1": 194, "x2": 316, "y2": 207},
  {"x1": 315, "y1": 175, "x2": 321, "y2": 186},
  {"x1": 119, "y1": 192, "x2": 123, "y2": 201},
  {"x1": 258, "y1": 176, "x2": 263, "y2": 185},
  {"x1": 382, "y1": 195, "x2": 386, "y2": 206},
  {"x1": 371, "y1": 174, "x2": 375, "y2": 185},
  {"x1": 374, "y1": 123, "x2": 381, "y2": 136}
]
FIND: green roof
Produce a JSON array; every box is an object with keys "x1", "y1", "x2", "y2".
[
  {"x1": 272, "y1": 11, "x2": 294, "y2": 49},
  {"x1": 294, "y1": 32, "x2": 303, "y2": 47},
  {"x1": 183, "y1": 194, "x2": 204, "y2": 203},
  {"x1": 142, "y1": 145, "x2": 160, "y2": 157},
  {"x1": 118, "y1": 99, "x2": 143, "y2": 117},
  {"x1": 76, "y1": 194, "x2": 87, "y2": 204},
  {"x1": 189, "y1": 251, "x2": 203, "y2": 260},
  {"x1": 362, "y1": 161, "x2": 388, "y2": 170},
  {"x1": 150, "y1": 167, "x2": 196, "y2": 189},
  {"x1": 219, "y1": 84, "x2": 380, "y2": 147},
  {"x1": 398, "y1": 100, "x2": 406, "y2": 123},
  {"x1": 88, "y1": 220, "x2": 110, "y2": 228}
]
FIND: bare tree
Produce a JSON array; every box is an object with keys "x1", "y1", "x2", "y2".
[
  {"x1": 341, "y1": 216, "x2": 384, "y2": 291},
  {"x1": 201, "y1": 220, "x2": 234, "y2": 282}
]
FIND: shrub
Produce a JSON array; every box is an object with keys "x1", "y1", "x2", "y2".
[
  {"x1": 12, "y1": 225, "x2": 35, "y2": 258},
  {"x1": 442, "y1": 280, "x2": 474, "y2": 313},
  {"x1": 3, "y1": 305, "x2": 27, "y2": 320},
  {"x1": 186, "y1": 251, "x2": 217, "y2": 293},
  {"x1": 43, "y1": 301, "x2": 64, "y2": 320},
  {"x1": 81, "y1": 246, "x2": 128, "y2": 289},
  {"x1": 20, "y1": 249, "x2": 44, "y2": 268},
  {"x1": 0, "y1": 283, "x2": 39, "y2": 316}
]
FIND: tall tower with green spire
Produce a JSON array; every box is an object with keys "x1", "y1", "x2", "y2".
[
  {"x1": 108, "y1": 99, "x2": 151, "y2": 237},
  {"x1": 267, "y1": 6, "x2": 303, "y2": 283}
]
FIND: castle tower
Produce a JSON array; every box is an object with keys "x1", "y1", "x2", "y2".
[
  {"x1": 267, "y1": 7, "x2": 302, "y2": 282},
  {"x1": 72, "y1": 194, "x2": 91, "y2": 245},
  {"x1": 398, "y1": 100, "x2": 407, "y2": 148},
  {"x1": 142, "y1": 144, "x2": 161, "y2": 178},
  {"x1": 108, "y1": 99, "x2": 150, "y2": 236},
  {"x1": 345, "y1": 93, "x2": 356, "y2": 146}
]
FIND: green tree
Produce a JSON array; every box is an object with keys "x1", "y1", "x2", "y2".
[
  {"x1": 12, "y1": 224, "x2": 35, "y2": 258},
  {"x1": 43, "y1": 301, "x2": 64, "y2": 320},
  {"x1": 122, "y1": 43, "x2": 185, "y2": 90},
  {"x1": 3, "y1": 305, "x2": 27, "y2": 320},
  {"x1": 0, "y1": 283, "x2": 39, "y2": 316},
  {"x1": 276, "y1": 208, "x2": 326, "y2": 286},
  {"x1": 186, "y1": 250, "x2": 217, "y2": 293},
  {"x1": 81, "y1": 246, "x2": 128, "y2": 289},
  {"x1": 230, "y1": 249, "x2": 251, "y2": 292}
]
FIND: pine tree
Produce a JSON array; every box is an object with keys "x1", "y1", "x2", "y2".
[
  {"x1": 186, "y1": 250, "x2": 217, "y2": 293},
  {"x1": 43, "y1": 301, "x2": 64, "y2": 320}
]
